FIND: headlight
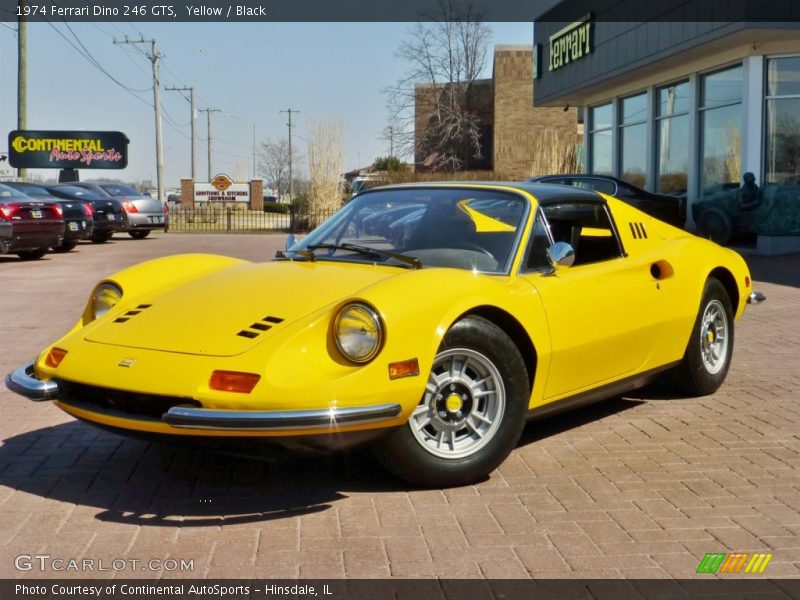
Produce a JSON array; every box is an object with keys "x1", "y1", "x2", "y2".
[
  {"x1": 334, "y1": 302, "x2": 383, "y2": 363},
  {"x1": 91, "y1": 283, "x2": 122, "y2": 320}
]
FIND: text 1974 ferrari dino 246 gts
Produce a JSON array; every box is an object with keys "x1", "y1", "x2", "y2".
[{"x1": 6, "y1": 182, "x2": 765, "y2": 487}]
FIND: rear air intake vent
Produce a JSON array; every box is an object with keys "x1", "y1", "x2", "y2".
[
  {"x1": 629, "y1": 222, "x2": 648, "y2": 239},
  {"x1": 237, "y1": 330, "x2": 259, "y2": 339}
]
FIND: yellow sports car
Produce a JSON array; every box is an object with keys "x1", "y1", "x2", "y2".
[{"x1": 6, "y1": 183, "x2": 765, "y2": 487}]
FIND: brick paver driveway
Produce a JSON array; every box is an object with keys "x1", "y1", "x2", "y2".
[{"x1": 1, "y1": 233, "x2": 798, "y2": 579}]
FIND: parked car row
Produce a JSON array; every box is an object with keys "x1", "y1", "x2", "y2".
[{"x1": 0, "y1": 181, "x2": 167, "y2": 260}]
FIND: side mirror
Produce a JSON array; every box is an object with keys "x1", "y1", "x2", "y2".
[
  {"x1": 285, "y1": 234, "x2": 296, "y2": 251},
  {"x1": 547, "y1": 242, "x2": 575, "y2": 268}
]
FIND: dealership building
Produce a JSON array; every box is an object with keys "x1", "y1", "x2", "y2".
[{"x1": 533, "y1": 3, "x2": 800, "y2": 249}]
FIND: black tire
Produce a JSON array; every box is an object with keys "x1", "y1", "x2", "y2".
[
  {"x1": 128, "y1": 230, "x2": 151, "y2": 239},
  {"x1": 697, "y1": 209, "x2": 733, "y2": 246},
  {"x1": 374, "y1": 315, "x2": 530, "y2": 487},
  {"x1": 17, "y1": 247, "x2": 48, "y2": 260},
  {"x1": 52, "y1": 240, "x2": 77, "y2": 253},
  {"x1": 671, "y1": 278, "x2": 734, "y2": 396},
  {"x1": 90, "y1": 232, "x2": 112, "y2": 243}
]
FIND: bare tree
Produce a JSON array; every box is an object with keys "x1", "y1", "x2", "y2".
[
  {"x1": 385, "y1": 0, "x2": 491, "y2": 171},
  {"x1": 258, "y1": 138, "x2": 294, "y2": 197},
  {"x1": 307, "y1": 119, "x2": 344, "y2": 226}
]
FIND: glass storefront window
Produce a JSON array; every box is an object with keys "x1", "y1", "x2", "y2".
[
  {"x1": 658, "y1": 81, "x2": 690, "y2": 116},
  {"x1": 700, "y1": 66, "x2": 742, "y2": 198},
  {"x1": 762, "y1": 57, "x2": 800, "y2": 236},
  {"x1": 621, "y1": 93, "x2": 647, "y2": 125},
  {"x1": 767, "y1": 56, "x2": 800, "y2": 97},
  {"x1": 702, "y1": 65, "x2": 743, "y2": 107},
  {"x1": 590, "y1": 103, "x2": 613, "y2": 175},
  {"x1": 656, "y1": 81, "x2": 689, "y2": 194},
  {"x1": 656, "y1": 114, "x2": 689, "y2": 194},
  {"x1": 620, "y1": 93, "x2": 647, "y2": 188}
]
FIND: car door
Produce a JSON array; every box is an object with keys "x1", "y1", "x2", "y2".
[{"x1": 520, "y1": 201, "x2": 665, "y2": 401}]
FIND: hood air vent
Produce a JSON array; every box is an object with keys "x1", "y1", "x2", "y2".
[
  {"x1": 113, "y1": 304, "x2": 153, "y2": 323},
  {"x1": 236, "y1": 315, "x2": 284, "y2": 339}
]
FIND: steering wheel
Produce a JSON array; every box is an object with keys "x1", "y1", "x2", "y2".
[{"x1": 449, "y1": 242, "x2": 495, "y2": 258}]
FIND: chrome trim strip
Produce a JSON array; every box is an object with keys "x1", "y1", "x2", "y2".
[
  {"x1": 747, "y1": 291, "x2": 766, "y2": 305},
  {"x1": 163, "y1": 403, "x2": 403, "y2": 431},
  {"x1": 5, "y1": 362, "x2": 59, "y2": 401}
]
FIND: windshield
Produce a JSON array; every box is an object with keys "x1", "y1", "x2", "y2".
[
  {"x1": 291, "y1": 187, "x2": 528, "y2": 273},
  {"x1": 51, "y1": 186, "x2": 105, "y2": 200},
  {"x1": 99, "y1": 183, "x2": 142, "y2": 197}
]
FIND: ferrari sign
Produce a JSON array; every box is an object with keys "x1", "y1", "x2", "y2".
[{"x1": 8, "y1": 130, "x2": 129, "y2": 169}]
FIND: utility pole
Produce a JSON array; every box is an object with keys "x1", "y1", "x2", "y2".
[
  {"x1": 200, "y1": 108, "x2": 221, "y2": 180},
  {"x1": 166, "y1": 86, "x2": 196, "y2": 181},
  {"x1": 17, "y1": 1, "x2": 27, "y2": 180},
  {"x1": 279, "y1": 108, "x2": 299, "y2": 200},
  {"x1": 114, "y1": 36, "x2": 165, "y2": 204},
  {"x1": 252, "y1": 123, "x2": 256, "y2": 180}
]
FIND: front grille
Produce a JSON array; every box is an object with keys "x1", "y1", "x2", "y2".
[{"x1": 57, "y1": 380, "x2": 200, "y2": 420}]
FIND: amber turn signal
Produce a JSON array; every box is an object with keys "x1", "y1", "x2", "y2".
[
  {"x1": 45, "y1": 348, "x2": 68, "y2": 368},
  {"x1": 388, "y1": 358, "x2": 420, "y2": 380},
  {"x1": 209, "y1": 370, "x2": 261, "y2": 393}
]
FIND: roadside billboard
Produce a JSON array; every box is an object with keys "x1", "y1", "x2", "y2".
[{"x1": 8, "y1": 130, "x2": 129, "y2": 169}]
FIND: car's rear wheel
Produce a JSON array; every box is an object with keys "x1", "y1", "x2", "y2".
[
  {"x1": 53, "y1": 240, "x2": 77, "y2": 253},
  {"x1": 17, "y1": 247, "x2": 48, "y2": 260},
  {"x1": 671, "y1": 278, "x2": 734, "y2": 396},
  {"x1": 90, "y1": 232, "x2": 112, "y2": 243},
  {"x1": 128, "y1": 230, "x2": 151, "y2": 239},
  {"x1": 697, "y1": 209, "x2": 733, "y2": 246},
  {"x1": 374, "y1": 315, "x2": 529, "y2": 487}
]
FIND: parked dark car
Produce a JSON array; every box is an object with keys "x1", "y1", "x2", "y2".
[
  {"x1": 0, "y1": 183, "x2": 65, "y2": 260},
  {"x1": 527, "y1": 174, "x2": 686, "y2": 228},
  {"x1": 47, "y1": 185, "x2": 126, "y2": 243},
  {"x1": 3, "y1": 182, "x2": 94, "y2": 252},
  {"x1": 68, "y1": 182, "x2": 166, "y2": 239}
]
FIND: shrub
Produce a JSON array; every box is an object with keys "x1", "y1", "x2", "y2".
[{"x1": 263, "y1": 200, "x2": 289, "y2": 214}]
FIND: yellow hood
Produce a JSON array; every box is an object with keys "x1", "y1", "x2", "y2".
[{"x1": 84, "y1": 260, "x2": 401, "y2": 356}]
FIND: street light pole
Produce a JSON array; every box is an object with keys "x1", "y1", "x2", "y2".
[
  {"x1": 200, "y1": 108, "x2": 221, "y2": 180},
  {"x1": 280, "y1": 108, "x2": 299, "y2": 200}
]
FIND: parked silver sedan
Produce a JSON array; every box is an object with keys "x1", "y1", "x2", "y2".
[{"x1": 68, "y1": 182, "x2": 166, "y2": 239}]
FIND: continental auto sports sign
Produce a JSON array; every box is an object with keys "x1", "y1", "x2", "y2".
[{"x1": 8, "y1": 130, "x2": 128, "y2": 169}]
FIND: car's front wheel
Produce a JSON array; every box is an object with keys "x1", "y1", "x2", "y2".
[
  {"x1": 128, "y1": 230, "x2": 151, "y2": 239},
  {"x1": 375, "y1": 316, "x2": 529, "y2": 487},
  {"x1": 671, "y1": 278, "x2": 734, "y2": 396},
  {"x1": 53, "y1": 240, "x2": 77, "y2": 253}
]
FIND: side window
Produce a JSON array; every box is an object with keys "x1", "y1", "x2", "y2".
[
  {"x1": 542, "y1": 202, "x2": 622, "y2": 266},
  {"x1": 524, "y1": 211, "x2": 553, "y2": 271},
  {"x1": 577, "y1": 178, "x2": 616, "y2": 195}
]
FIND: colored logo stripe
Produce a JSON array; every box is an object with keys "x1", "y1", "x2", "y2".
[
  {"x1": 697, "y1": 553, "x2": 726, "y2": 573},
  {"x1": 697, "y1": 552, "x2": 773, "y2": 574},
  {"x1": 745, "y1": 553, "x2": 773, "y2": 574}
]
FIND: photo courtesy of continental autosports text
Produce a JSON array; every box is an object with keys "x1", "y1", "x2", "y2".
[{"x1": 1, "y1": 0, "x2": 800, "y2": 598}]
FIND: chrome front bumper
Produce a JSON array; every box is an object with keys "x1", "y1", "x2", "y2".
[
  {"x1": 162, "y1": 404, "x2": 403, "y2": 431},
  {"x1": 747, "y1": 291, "x2": 766, "y2": 304},
  {"x1": 5, "y1": 362, "x2": 59, "y2": 401},
  {"x1": 6, "y1": 361, "x2": 403, "y2": 432}
]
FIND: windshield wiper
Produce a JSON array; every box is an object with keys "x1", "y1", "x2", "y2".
[
  {"x1": 306, "y1": 243, "x2": 422, "y2": 269},
  {"x1": 275, "y1": 248, "x2": 316, "y2": 261}
]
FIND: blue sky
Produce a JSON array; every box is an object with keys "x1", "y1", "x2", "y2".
[{"x1": 0, "y1": 22, "x2": 533, "y2": 188}]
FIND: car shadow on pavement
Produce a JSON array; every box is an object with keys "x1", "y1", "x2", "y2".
[{"x1": 0, "y1": 421, "x2": 404, "y2": 528}]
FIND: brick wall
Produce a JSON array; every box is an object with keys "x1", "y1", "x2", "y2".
[
  {"x1": 180, "y1": 178, "x2": 194, "y2": 208},
  {"x1": 493, "y1": 45, "x2": 582, "y2": 180}
]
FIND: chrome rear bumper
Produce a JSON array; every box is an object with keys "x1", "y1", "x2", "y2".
[
  {"x1": 162, "y1": 404, "x2": 403, "y2": 431},
  {"x1": 5, "y1": 362, "x2": 59, "y2": 401},
  {"x1": 747, "y1": 291, "x2": 766, "y2": 305}
]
